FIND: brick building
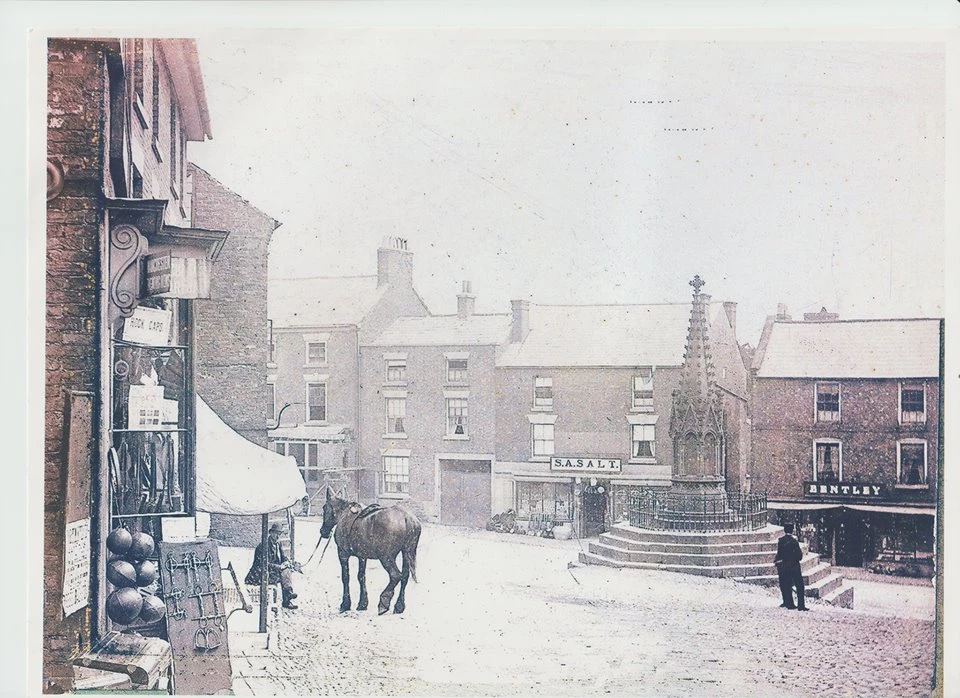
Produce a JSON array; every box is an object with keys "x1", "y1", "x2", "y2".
[
  {"x1": 493, "y1": 297, "x2": 750, "y2": 537},
  {"x1": 358, "y1": 282, "x2": 510, "y2": 526},
  {"x1": 190, "y1": 164, "x2": 282, "y2": 546},
  {"x1": 267, "y1": 238, "x2": 429, "y2": 507},
  {"x1": 750, "y1": 309, "x2": 941, "y2": 571}
]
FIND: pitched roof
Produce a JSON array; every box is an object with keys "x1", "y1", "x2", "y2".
[
  {"x1": 496, "y1": 302, "x2": 729, "y2": 368},
  {"x1": 269, "y1": 276, "x2": 386, "y2": 327},
  {"x1": 368, "y1": 314, "x2": 511, "y2": 347},
  {"x1": 754, "y1": 319, "x2": 941, "y2": 379}
]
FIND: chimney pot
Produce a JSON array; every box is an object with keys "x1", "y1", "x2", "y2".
[{"x1": 457, "y1": 281, "x2": 476, "y2": 319}]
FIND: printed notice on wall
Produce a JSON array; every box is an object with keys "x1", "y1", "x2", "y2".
[
  {"x1": 62, "y1": 517, "x2": 91, "y2": 617},
  {"x1": 122, "y1": 305, "x2": 172, "y2": 346}
]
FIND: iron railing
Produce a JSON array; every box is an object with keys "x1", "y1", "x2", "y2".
[{"x1": 628, "y1": 489, "x2": 768, "y2": 532}]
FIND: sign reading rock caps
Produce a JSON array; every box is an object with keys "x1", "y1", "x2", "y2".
[{"x1": 550, "y1": 457, "x2": 622, "y2": 474}]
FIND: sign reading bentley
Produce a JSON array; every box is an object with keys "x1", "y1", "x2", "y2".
[
  {"x1": 551, "y1": 457, "x2": 622, "y2": 473},
  {"x1": 803, "y1": 481, "x2": 886, "y2": 498}
]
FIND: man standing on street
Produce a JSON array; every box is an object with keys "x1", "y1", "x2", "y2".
[
  {"x1": 774, "y1": 523, "x2": 808, "y2": 611},
  {"x1": 246, "y1": 522, "x2": 299, "y2": 609}
]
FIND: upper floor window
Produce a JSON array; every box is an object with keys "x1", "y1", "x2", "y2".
[
  {"x1": 632, "y1": 424, "x2": 656, "y2": 459},
  {"x1": 275, "y1": 441, "x2": 321, "y2": 483},
  {"x1": 266, "y1": 383, "x2": 276, "y2": 422},
  {"x1": 900, "y1": 383, "x2": 926, "y2": 424},
  {"x1": 150, "y1": 54, "x2": 162, "y2": 160},
  {"x1": 267, "y1": 320, "x2": 275, "y2": 364},
  {"x1": 814, "y1": 440, "x2": 841, "y2": 481},
  {"x1": 382, "y1": 455, "x2": 409, "y2": 494},
  {"x1": 169, "y1": 99, "x2": 180, "y2": 200},
  {"x1": 385, "y1": 398, "x2": 406, "y2": 436},
  {"x1": 386, "y1": 359, "x2": 406, "y2": 383},
  {"x1": 815, "y1": 382, "x2": 840, "y2": 422},
  {"x1": 306, "y1": 382, "x2": 327, "y2": 422},
  {"x1": 306, "y1": 341, "x2": 327, "y2": 365},
  {"x1": 446, "y1": 398, "x2": 468, "y2": 437},
  {"x1": 533, "y1": 376, "x2": 553, "y2": 410},
  {"x1": 632, "y1": 369, "x2": 654, "y2": 410},
  {"x1": 532, "y1": 423, "x2": 555, "y2": 459},
  {"x1": 447, "y1": 358, "x2": 468, "y2": 383},
  {"x1": 897, "y1": 441, "x2": 927, "y2": 486},
  {"x1": 132, "y1": 39, "x2": 147, "y2": 127}
]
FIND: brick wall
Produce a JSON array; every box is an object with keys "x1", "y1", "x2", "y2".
[
  {"x1": 45, "y1": 38, "x2": 107, "y2": 692},
  {"x1": 189, "y1": 164, "x2": 278, "y2": 546}
]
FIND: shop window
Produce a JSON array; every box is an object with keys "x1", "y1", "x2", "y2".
[
  {"x1": 306, "y1": 383, "x2": 327, "y2": 422},
  {"x1": 632, "y1": 369, "x2": 654, "y2": 410},
  {"x1": 306, "y1": 341, "x2": 327, "y2": 365},
  {"x1": 382, "y1": 455, "x2": 409, "y2": 494},
  {"x1": 631, "y1": 424, "x2": 656, "y2": 459},
  {"x1": 814, "y1": 440, "x2": 841, "y2": 481},
  {"x1": 533, "y1": 376, "x2": 553, "y2": 410},
  {"x1": 385, "y1": 398, "x2": 406, "y2": 435},
  {"x1": 532, "y1": 423, "x2": 555, "y2": 459},
  {"x1": 515, "y1": 481, "x2": 573, "y2": 523},
  {"x1": 898, "y1": 441, "x2": 927, "y2": 486},
  {"x1": 386, "y1": 359, "x2": 406, "y2": 383},
  {"x1": 277, "y1": 441, "x2": 321, "y2": 483},
  {"x1": 815, "y1": 382, "x2": 840, "y2": 422},
  {"x1": 447, "y1": 358, "x2": 468, "y2": 383},
  {"x1": 900, "y1": 383, "x2": 925, "y2": 424},
  {"x1": 446, "y1": 398, "x2": 468, "y2": 437}
]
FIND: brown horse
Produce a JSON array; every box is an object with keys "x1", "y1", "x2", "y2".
[{"x1": 318, "y1": 488, "x2": 421, "y2": 615}]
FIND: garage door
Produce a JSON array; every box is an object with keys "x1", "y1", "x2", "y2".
[{"x1": 439, "y1": 459, "x2": 492, "y2": 528}]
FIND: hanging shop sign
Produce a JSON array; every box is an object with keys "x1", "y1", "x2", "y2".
[
  {"x1": 143, "y1": 251, "x2": 212, "y2": 300},
  {"x1": 550, "y1": 457, "x2": 622, "y2": 474},
  {"x1": 122, "y1": 306, "x2": 172, "y2": 346},
  {"x1": 803, "y1": 481, "x2": 886, "y2": 499}
]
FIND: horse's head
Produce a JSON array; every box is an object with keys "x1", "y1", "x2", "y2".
[{"x1": 319, "y1": 487, "x2": 348, "y2": 539}]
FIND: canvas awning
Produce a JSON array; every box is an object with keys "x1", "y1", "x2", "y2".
[
  {"x1": 195, "y1": 395, "x2": 306, "y2": 515},
  {"x1": 269, "y1": 424, "x2": 348, "y2": 442},
  {"x1": 844, "y1": 504, "x2": 936, "y2": 516}
]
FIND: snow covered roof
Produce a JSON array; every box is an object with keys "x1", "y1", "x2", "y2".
[
  {"x1": 269, "y1": 276, "x2": 386, "y2": 327},
  {"x1": 754, "y1": 319, "x2": 941, "y2": 379},
  {"x1": 368, "y1": 314, "x2": 512, "y2": 347},
  {"x1": 496, "y1": 302, "x2": 729, "y2": 368}
]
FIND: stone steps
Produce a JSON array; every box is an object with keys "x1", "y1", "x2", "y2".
[
  {"x1": 589, "y1": 540, "x2": 784, "y2": 567},
  {"x1": 607, "y1": 523, "x2": 782, "y2": 546},
  {"x1": 598, "y1": 532, "x2": 780, "y2": 557}
]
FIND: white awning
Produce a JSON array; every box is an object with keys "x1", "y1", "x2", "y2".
[
  {"x1": 845, "y1": 504, "x2": 936, "y2": 516},
  {"x1": 196, "y1": 395, "x2": 306, "y2": 515},
  {"x1": 767, "y1": 501, "x2": 842, "y2": 511},
  {"x1": 269, "y1": 424, "x2": 348, "y2": 442}
]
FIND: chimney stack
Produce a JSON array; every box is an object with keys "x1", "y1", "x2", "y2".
[
  {"x1": 803, "y1": 307, "x2": 839, "y2": 322},
  {"x1": 776, "y1": 303, "x2": 791, "y2": 321},
  {"x1": 457, "y1": 281, "x2": 476, "y2": 319},
  {"x1": 510, "y1": 299, "x2": 530, "y2": 343},
  {"x1": 377, "y1": 237, "x2": 413, "y2": 288}
]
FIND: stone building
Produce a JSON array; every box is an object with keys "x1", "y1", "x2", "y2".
[
  {"x1": 358, "y1": 282, "x2": 510, "y2": 526},
  {"x1": 750, "y1": 309, "x2": 941, "y2": 571},
  {"x1": 267, "y1": 238, "x2": 429, "y2": 506}
]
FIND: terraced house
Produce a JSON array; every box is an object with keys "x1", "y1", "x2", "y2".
[{"x1": 750, "y1": 308, "x2": 941, "y2": 573}]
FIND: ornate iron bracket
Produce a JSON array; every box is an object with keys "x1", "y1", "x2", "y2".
[{"x1": 109, "y1": 223, "x2": 147, "y2": 317}]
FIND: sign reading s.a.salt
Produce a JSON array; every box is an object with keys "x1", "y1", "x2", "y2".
[{"x1": 550, "y1": 457, "x2": 622, "y2": 474}]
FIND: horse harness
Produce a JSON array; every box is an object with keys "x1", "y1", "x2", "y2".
[{"x1": 340, "y1": 503, "x2": 384, "y2": 557}]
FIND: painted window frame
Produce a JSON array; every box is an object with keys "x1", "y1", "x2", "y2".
[
  {"x1": 631, "y1": 424, "x2": 656, "y2": 460},
  {"x1": 386, "y1": 358, "x2": 407, "y2": 383},
  {"x1": 382, "y1": 455, "x2": 410, "y2": 495},
  {"x1": 632, "y1": 368, "x2": 654, "y2": 411},
  {"x1": 445, "y1": 397, "x2": 469, "y2": 438},
  {"x1": 305, "y1": 340, "x2": 327, "y2": 366},
  {"x1": 815, "y1": 381, "x2": 841, "y2": 423},
  {"x1": 305, "y1": 382, "x2": 327, "y2": 423},
  {"x1": 274, "y1": 440, "x2": 323, "y2": 484},
  {"x1": 447, "y1": 358, "x2": 468, "y2": 383},
  {"x1": 896, "y1": 439, "x2": 928, "y2": 487},
  {"x1": 899, "y1": 382, "x2": 926, "y2": 424},
  {"x1": 531, "y1": 423, "x2": 555, "y2": 460},
  {"x1": 266, "y1": 382, "x2": 276, "y2": 422},
  {"x1": 385, "y1": 397, "x2": 407, "y2": 436},
  {"x1": 813, "y1": 439, "x2": 842, "y2": 482},
  {"x1": 533, "y1": 375, "x2": 554, "y2": 410}
]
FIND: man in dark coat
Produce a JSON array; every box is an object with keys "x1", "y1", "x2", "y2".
[
  {"x1": 774, "y1": 523, "x2": 808, "y2": 611},
  {"x1": 246, "y1": 522, "x2": 299, "y2": 609}
]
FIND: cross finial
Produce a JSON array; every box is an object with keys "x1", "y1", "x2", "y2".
[{"x1": 689, "y1": 274, "x2": 705, "y2": 294}]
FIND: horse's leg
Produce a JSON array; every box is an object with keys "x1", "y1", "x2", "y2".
[
  {"x1": 338, "y1": 550, "x2": 352, "y2": 613},
  {"x1": 378, "y1": 555, "x2": 401, "y2": 616},
  {"x1": 356, "y1": 558, "x2": 369, "y2": 611},
  {"x1": 394, "y1": 550, "x2": 411, "y2": 614}
]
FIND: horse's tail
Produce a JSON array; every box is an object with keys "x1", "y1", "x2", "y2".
[{"x1": 405, "y1": 518, "x2": 421, "y2": 584}]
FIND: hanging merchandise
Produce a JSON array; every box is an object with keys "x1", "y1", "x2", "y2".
[{"x1": 104, "y1": 528, "x2": 166, "y2": 628}]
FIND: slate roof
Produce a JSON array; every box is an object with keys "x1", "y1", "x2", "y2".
[
  {"x1": 368, "y1": 314, "x2": 512, "y2": 347},
  {"x1": 754, "y1": 319, "x2": 941, "y2": 379},
  {"x1": 268, "y1": 276, "x2": 386, "y2": 327},
  {"x1": 496, "y1": 302, "x2": 729, "y2": 368}
]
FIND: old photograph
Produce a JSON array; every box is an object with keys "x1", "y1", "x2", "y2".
[{"x1": 31, "y1": 9, "x2": 954, "y2": 697}]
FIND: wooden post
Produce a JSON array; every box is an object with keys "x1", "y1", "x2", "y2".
[{"x1": 259, "y1": 513, "x2": 268, "y2": 633}]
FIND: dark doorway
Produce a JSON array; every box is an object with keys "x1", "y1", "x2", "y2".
[
  {"x1": 581, "y1": 488, "x2": 608, "y2": 537},
  {"x1": 835, "y1": 510, "x2": 864, "y2": 567},
  {"x1": 440, "y1": 459, "x2": 492, "y2": 528}
]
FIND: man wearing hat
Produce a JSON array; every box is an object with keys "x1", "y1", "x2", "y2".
[
  {"x1": 774, "y1": 522, "x2": 807, "y2": 611},
  {"x1": 246, "y1": 521, "x2": 299, "y2": 609}
]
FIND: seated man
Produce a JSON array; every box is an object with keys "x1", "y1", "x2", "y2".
[{"x1": 245, "y1": 522, "x2": 298, "y2": 609}]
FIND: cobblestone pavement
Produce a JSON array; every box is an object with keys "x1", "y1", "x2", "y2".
[{"x1": 226, "y1": 521, "x2": 936, "y2": 697}]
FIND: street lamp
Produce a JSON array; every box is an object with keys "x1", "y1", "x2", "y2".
[{"x1": 268, "y1": 402, "x2": 302, "y2": 431}]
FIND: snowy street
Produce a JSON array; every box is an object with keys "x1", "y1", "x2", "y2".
[{"x1": 224, "y1": 520, "x2": 935, "y2": 697}]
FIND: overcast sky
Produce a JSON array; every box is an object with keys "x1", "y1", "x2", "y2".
[{"x1": 189, "y1": 30, "x2": 945, "y2": 343}]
